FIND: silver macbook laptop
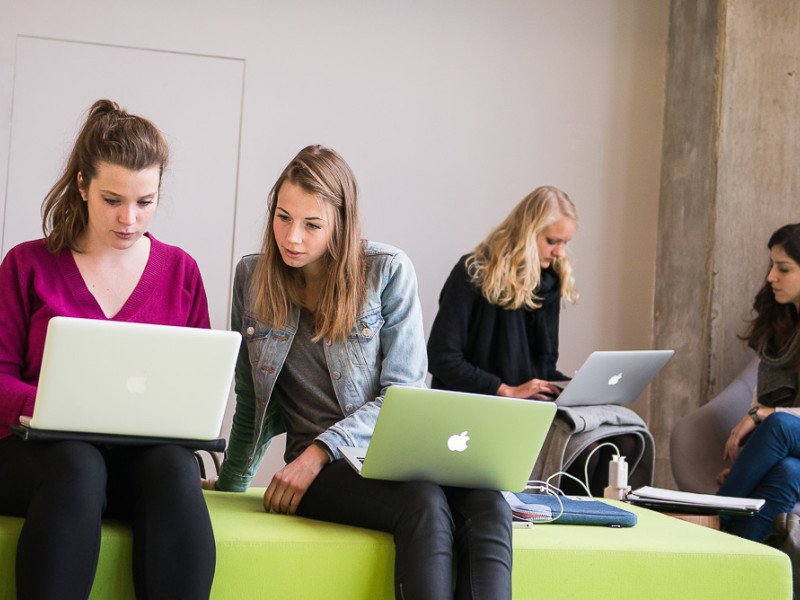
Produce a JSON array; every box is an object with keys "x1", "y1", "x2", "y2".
[
  {"x1": 21, "y1": 317, "x2": 241, "y2": 443},
  {"x1": 339, "y1": 386, "x2": 557, "y2": 492},
  {"x1": 554, "y1": 350, "x2": 674, "y2": 407}
]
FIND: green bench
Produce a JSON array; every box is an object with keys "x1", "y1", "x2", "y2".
[{"x1": 0, "y1": 488, "x2": 791, "y2": 599}]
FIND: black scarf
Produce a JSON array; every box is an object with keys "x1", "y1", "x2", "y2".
[{"x1": 757, "y1": 325, "x2": 800, "y2": 407}]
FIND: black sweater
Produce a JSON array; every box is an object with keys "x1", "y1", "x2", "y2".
[{"x1": 427, "y1": 255, "x2": 567, "y2": 395}]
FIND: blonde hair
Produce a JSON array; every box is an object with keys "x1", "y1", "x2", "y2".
[
  {"x1": 466, "y1": 186, "x2": 578, "y2": 310},
  {"x1": 250, "y1": 145, "x2": 367, "y2": 342},
  {"x1": 41, "y1": 99, "x2": 169, "y2": 254}
]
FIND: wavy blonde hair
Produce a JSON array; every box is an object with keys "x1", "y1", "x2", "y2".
[
  {"x1": 250, "y1": 145, "x2": 367, "y2": 343},
  {"x1": 466, "y1": 186, "x2": 578, "y2": 310}
]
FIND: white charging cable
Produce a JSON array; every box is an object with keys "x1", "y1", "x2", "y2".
[
  {"x1": 603, "y1": 454, "x2": 631, "y2": 500},
  {"x1": 534, "y1": 441, "x2": 630, "y2": 501}
]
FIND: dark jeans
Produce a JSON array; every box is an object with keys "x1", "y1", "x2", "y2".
[
  {"x1": 718, "y1": 412, "x2": 800, "y2": 542},
  {"x1": 0, "y1": 435, "x2": 215, "y2": 600},
  {"x1": 296, "y1": 460, "x2": 512, "y2": 600}
]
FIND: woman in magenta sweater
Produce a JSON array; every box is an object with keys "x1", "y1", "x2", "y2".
[{"x1": 0, "y1": 100, "x2": 215, "y2": 599}]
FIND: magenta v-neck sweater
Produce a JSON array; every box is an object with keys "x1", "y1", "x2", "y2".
[{"x1": 0, "y1": 235, "x2": 210, "y2": 438}]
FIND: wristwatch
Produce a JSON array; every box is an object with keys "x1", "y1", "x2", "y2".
[{"x1": 748, "y1": 406, "x2": 762, "y2": 425}]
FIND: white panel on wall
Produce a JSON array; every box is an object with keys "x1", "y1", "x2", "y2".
[{"x1": 2, "y1": 35, "x2": 244, "y2": 330}]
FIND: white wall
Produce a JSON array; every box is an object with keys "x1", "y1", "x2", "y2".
[
  {"x1": 3, "y1": 36, "x2": 244, "y2": 330},
  {"x1": 0, "y1": 1, "x2": 669, "y2": 485}
]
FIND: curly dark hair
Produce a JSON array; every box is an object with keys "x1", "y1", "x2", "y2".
[{"x1": 740, "y1": 223, "x2": 800, "y2": 369}]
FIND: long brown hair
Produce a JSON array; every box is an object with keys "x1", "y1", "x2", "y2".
[
  {"x1": 741, "y1": 223, "x2": 800, "y2": 370},
  {"x1": 467, "y1": 186, "x2": 578, "y2": 309},
  {"x1": 41, "y1": 99, "x2": 169, "y2": 254},
  {"x1": 250, "y1": 145, "x2": 367, "y2": 342}
]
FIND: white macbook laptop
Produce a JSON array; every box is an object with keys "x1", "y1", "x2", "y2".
[
  {"x1": 339, "y1": 386, "x2": 557, "y2": 492},
  {"x1": 16, "y1": 317, "x2": 241, "y2": 448},
  {"x1": 554, "y1": 350, "x2": 674, "y2": 407}
]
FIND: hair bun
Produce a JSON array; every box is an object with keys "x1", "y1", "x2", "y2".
[{"x1": 89, "y1": 99, "x2": 122, "y2": 120}]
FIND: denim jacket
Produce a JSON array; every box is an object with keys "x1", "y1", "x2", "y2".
[{"x1": 216, "y1": 241, "x2": 428, "y2": 492}]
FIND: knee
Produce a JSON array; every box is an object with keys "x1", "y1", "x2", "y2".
[
  {"x1": 134, "y1": 445, "x2": 199, "y2": 488},
  {"x1": 459, "y1": 490, "x2": 509, "y2": 524},
  {"x1": 760, "y1": 410, "x2": 798, "y2": 436},
  {"x1": 46, "y1": 441, "x2": 106, "y2": 489},
  {"x1": 769, "y1": 458, "x2": 800, "y2": 493},
  {"x1": 33, "y1": 442, "x2": 107, "y2": 514},
  {"x1": 402, "y1": 481, "x2": 448, "y2": 511},
  {"x1": 397, "y1": 481, "x2": 453, "y2": 532}
]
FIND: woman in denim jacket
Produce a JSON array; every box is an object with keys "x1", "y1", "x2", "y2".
[{"x1": 212, "y1": 145, "x2": 512, "y2": 599}]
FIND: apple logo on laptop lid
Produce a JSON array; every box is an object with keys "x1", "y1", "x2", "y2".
[
  {"x1": 608, "y1": 373, "x2": 623, "y2": 386},
  {"x1": 126, "y1": 373, "x2": 148, "y2": 394},
  {"x1": 447, "y1": 431, "x2": 470, "y2": 452}
]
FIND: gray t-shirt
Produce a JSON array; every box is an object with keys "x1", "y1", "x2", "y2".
[{"x1": 273, "y1": 308, "x2": 344, "y2": 463}]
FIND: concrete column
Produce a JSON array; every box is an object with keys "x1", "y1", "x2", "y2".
[{"x1": 652, "y1": 0, "x2": 800, "y2": 487}]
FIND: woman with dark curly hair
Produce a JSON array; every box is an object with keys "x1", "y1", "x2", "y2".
[{"x1": 718, "y1": 223, "x2": 800, "y2": 542}]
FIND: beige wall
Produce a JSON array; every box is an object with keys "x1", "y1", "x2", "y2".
[{"x1": 0, "y1": 1, "x2": 670, "y2": 485}]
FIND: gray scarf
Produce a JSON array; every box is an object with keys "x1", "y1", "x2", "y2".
[{"x1": 757, "y1": 327, "x2": 800, "y2": 407}]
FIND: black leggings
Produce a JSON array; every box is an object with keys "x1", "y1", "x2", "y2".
[
  {"x1": 296, "y1": 460, "x2": 512, "y2": 600},
  {"x1": 0, "y1": 436, "x2": 215, "y2": 600}
]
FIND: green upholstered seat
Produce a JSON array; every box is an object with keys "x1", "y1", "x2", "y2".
[{"x1": 0, "y1": 488, "x2": 791, "y2": 599}]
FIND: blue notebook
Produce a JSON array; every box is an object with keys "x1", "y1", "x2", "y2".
[{"x1": 510, "y1": 493, "x2": 637, "y2": 527}]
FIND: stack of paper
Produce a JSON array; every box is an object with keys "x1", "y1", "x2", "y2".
[{"x1": 627, "y1": 486, "x2": 764, "y2": 515}]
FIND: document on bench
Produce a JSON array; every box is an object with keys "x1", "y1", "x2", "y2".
[{"x1": 628, "y1": 486, "x2": 765, "y2": 515}]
